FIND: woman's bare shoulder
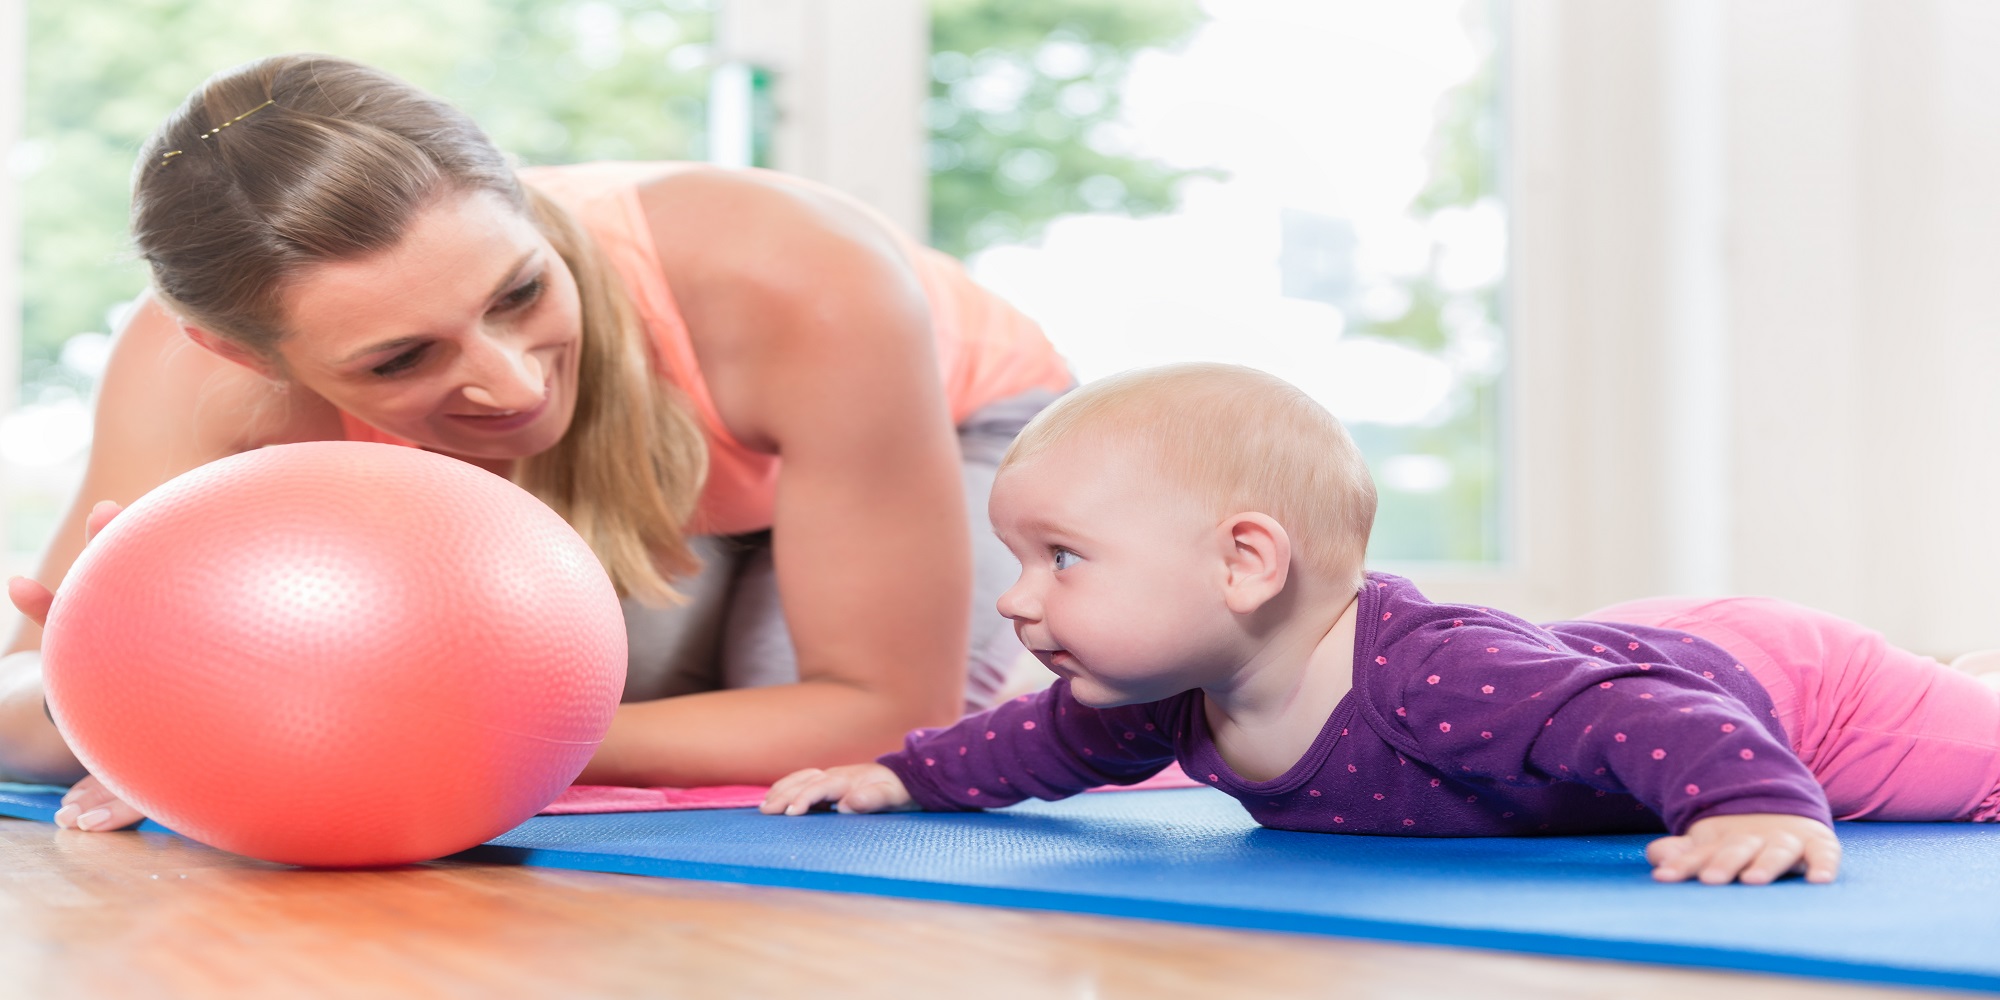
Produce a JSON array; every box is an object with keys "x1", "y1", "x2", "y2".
[
  {"x1": 96, "y1": 296, "x2": 344, "y2": 469},
  {"x1": 635, "y1": 166, "x2": 900, "y2": 278},
  {"x1": 631, "y1": 170, "x2": 934, "y2": 452}
]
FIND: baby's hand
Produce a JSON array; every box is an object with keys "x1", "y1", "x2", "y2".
[
  {"x1": 760, "y1": 763, "x2": 916, "y2": 816},
  {"x1": 1646, "y1": 813, "x2": 1841, "y2": 885}
]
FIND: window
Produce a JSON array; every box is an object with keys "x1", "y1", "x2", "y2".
[{"x1": 932, "y1": 2, "x2": 1507, "y2": 564}]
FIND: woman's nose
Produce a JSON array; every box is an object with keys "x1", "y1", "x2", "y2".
[{"x1": 460, "y1": 335, "x2": 546, "y2": 411}]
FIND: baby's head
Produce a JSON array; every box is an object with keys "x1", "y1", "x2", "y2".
[
  {"x1": 1000, "y1": 363, "x2": 1377, "y2": 589},
  {"x1": 990, "y1": 363, "x2": 1377, "y2": 705}
]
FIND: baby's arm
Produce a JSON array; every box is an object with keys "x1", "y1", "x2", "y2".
[
  {"x1": 1386, "y1": 628, "x2": 1836, "y2": 882},
  {"x1": 1394, "y1": 631, "x2": 1830, "y2": 829},
  {"x1": 764, "y1": 679, "x2": 1175, "y2": 815}
]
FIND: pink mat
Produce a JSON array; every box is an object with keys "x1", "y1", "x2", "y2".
[{"x1": 540, "y1": 761, "x2": 1204, "y2": 815}]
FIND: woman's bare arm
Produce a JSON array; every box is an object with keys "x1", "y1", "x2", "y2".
[
  {"x1": 0, "y1": 295, "x2": 332, "y2": 780},
  {"x1": 579, "y1": 170, "x2": 969, "y2": 786}
]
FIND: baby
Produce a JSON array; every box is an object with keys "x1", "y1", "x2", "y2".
[{"x1": 762, "y1": 363, "x2": 2000, "y2": 885}]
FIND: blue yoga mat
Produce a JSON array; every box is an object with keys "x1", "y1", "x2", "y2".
[{"x1": 3, "y1": 783, "x2": 1996, "y2": 992}]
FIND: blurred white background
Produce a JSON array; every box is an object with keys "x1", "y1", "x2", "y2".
[{"x1": 3, "y1": 0, "x2": 1998, "y2": 656}]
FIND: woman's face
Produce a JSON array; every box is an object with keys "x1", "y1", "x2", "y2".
[{"x1": 271, "y1": 188, "x2": 584, "y2": 463}]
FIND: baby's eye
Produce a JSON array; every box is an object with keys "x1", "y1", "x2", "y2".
[{"x1": 1052, "y1": 548, "x2": 1079, "y2": 571}]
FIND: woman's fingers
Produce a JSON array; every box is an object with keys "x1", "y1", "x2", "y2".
[
  {"x1": 83, "y1": 501, "x2": 122, "y2": 543},
  {"x1": 7, "y1": 577, "x2": 53, "y2": 628},
  {"x1": 6, "y1": 501, "x2": 122, "y2": 627},
  {"x1": 71, "y1": 797, "x2": 144, "y2": 832},
  {"x1": 53, "y1": 775, "x2": 143, "y2": 832}
]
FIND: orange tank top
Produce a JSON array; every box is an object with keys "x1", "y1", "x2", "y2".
[{"x1": 341, "y1": 161, "x2": 1072, "y2": 536}]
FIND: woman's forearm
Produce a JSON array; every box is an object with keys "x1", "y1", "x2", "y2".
[
  {"x1": 578, "y1": 679, "x2": 958, "y2": 787},
  {"x1": 0, "y1": 652, "x2": 85, "y2": 784}
]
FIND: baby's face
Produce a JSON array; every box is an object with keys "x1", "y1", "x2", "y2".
[{"x1": 989, "y1": 439, "x2": 1243, "y2": 707}]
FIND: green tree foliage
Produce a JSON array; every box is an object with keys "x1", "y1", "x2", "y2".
[
  {"x1": 927, "y1": 0, "x2": 1212, "y2": 257},
  {"x1": 19, "y1": 0, "x2": 710, "y2": 397},
  {"x1": 20, "y1": 0, "x2": 1209, "y2": 395}
]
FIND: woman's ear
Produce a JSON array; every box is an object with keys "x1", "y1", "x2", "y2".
[
  {"x1": 1220, "y1": 512, "x2": 1291, "y2": 615},
  {"x1": 183, "y1": 324, "x2": 283, "y2": 382}
]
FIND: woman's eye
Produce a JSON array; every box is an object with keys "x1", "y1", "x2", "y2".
[
  {"x1": 370, "y1": 345, "x2": 428, "y2": 377},
  {"x1": 1052, "y1": 548, "x2": 1079, "y2": 571},
  {"x1": 496, "y1": 277, "x2": 544, "y2": 312}
]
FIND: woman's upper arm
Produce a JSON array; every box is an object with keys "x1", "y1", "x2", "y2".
[
  {"x1": 651, "y1": 171, "x2": 971, "y2": 729},
  {"x1": 4, "y1": 295, "x2": 306, "y2": 654}
]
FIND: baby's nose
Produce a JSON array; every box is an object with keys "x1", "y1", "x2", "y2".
[{"x1": 995, "y1": 578, "x2": 1038, "y2": 622}]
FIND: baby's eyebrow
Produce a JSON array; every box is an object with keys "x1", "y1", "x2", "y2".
[{"x1": 1015, "y1": 516, "x2": 1083, "y2": 540}]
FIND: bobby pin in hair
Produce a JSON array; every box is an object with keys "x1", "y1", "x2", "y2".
[{"x1": 158, "y1": 99, "x2": 277, "y2": 164}]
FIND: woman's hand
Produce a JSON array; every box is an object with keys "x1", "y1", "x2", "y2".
[
  {"x1": 7, "y1": 500, "x2": 123, "y2": 624},
  {"x1": 52, "y1": 773, "x2": 144, "y2": 831},
  {"x1": 1646, "y1": 813, "x2": 1841, "y2": 885},
  {"x1": 9, "y1": 501, "x2": 145, "y2": 832},
  {"x1": 760, "y1": 763, "x2": 916, "y2": 816}
]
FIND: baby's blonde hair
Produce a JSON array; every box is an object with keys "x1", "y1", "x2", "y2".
[{"x1": 1000, "y1": 363, "x2": 1378, "y2": 589}]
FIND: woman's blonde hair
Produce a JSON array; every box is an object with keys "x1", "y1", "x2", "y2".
[
  {"x1": 1000, "y1": 363, "x2": 1378, "y2": 589},
  {"x1": 131, "y1": 53, "x2": 704, "y2": 602}
]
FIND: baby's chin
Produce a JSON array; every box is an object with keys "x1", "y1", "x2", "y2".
[{"x1": 1065, "y1": 676, "x2": 1183, "y2": 709}]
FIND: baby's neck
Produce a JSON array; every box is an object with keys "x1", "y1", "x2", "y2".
[{"x1": 1201, "y1": 580, "x2": 1361, "y2": 783}]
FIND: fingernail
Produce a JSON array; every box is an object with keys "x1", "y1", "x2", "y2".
[
  {"x1": 52, "y1": 805, "x2": 77, "y2": 828},
  {"x1": 76, "y1": 808, "x2": 111, "y2": 831}
]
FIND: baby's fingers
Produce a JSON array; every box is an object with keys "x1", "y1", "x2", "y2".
[
  {"x1": 767, "y1": 772, "x2": 856, "y2": 817},
  {"x1": 1697, "y1": 836, "x2": 1764, "y2": 885},
  {"x1": 835, "y1": 778, "x2": 910, "y2": 815},
  {"x1": 1802, "y1": 834, "x2": 1842, "y2": 884},
  {"x1": 1736, "y1": 838, "x2": 1803, "y2": 885},
  {"x1": 759, "y1": 768, "x2": 827, "y2": 815},
  {"x1": 1647, "y1": 835, "x2": 1707, "y2": 882}
]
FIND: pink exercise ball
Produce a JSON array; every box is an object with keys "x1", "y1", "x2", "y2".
[{"x1": 41, "y1": 441, "x2": 627, "y2": 867}]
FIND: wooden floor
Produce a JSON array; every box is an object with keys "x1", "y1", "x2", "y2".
[{"x1": 0, "y1": 819, "x2": 1967, "y2": 1000}]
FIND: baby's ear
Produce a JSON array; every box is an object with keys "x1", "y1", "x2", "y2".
[{"x1": 1221, "y1": 512, "x2": 1291, "y2": 614}]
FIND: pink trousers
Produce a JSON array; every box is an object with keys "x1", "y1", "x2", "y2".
[{"x1": 1583, "y1": 597, "x2": 2000, "y2": 822}]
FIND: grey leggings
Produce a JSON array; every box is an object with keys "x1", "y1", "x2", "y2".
[{"x1": 618, "y1": 388, "x2": 1065, "y2": 713}]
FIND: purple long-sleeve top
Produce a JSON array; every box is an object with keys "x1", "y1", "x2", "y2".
[{"x1": 880, "y1": 573, "x2": 1832, "y2": 836}]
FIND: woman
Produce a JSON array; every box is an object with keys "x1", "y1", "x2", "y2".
[{"x1": 0, "y1": 54, "x2": 1072, "y2": 829}]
